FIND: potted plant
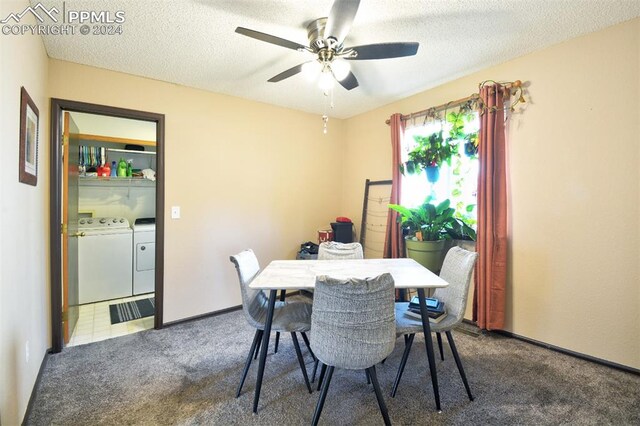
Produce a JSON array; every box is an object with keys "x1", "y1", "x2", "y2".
[
  {"x1": 403, "y1": 131, "x2": 457, "y2": 183},
  {"x1": 446, "y1": 110, "x2": 478, "y2": 158},
  {"x1": 388, "y1": 198, "x2": 474, "y2": 273},
  {"x1": 463, "y1": 132, "x2": 478, "y2": 158}
]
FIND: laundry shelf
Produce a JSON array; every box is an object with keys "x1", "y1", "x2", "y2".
[{"x1": 79, "y1": 177, "x2": 155, "y2": 187}]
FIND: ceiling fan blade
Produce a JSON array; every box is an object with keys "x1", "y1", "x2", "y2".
[
  {"x1": 324, "y1": 0, "x2": 361, "y2": 44},
  {"x1": 235, "y1": 27, "x2": 307, "y2": 51},
  {"x1": 345, "y1": 42, "x2": 419, "y2": 60},
  {"x1": 338, "y1": 71, "x2": 359, "y2": 90},
  {"x1": 268, "y1": 62, "x2": 308, "y2": 83}
]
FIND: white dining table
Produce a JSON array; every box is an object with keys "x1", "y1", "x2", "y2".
[{"x1": 248, "y1": 258, "x2": 449, "y2": 413}]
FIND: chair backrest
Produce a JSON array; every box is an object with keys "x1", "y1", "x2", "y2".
[
  {"x1": 229, "y1": 249, "x2": 269, "y2": 328},
  {"x1": 433, "y1": 246, "x2": 479, "y2": 325},
  {"x1": 311, "y1": 273, "x2": 395, "y2": 370},
  {"x1": 317, "y1": 241, "x2": 364, "y2": 260}
]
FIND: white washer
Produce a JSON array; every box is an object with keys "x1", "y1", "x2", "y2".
[
  {"x1": 78, "y1": 217, "x2": 133, "y2": 304},
  {"x1": 132, "y1": 218, "x2": 155, "y2": 295}
]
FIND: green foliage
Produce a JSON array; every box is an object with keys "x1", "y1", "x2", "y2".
[
  {"x1": 447, "y1": 111, "x2": 478, "y2": 159},
  {"x1": 403, "y1": 131, "x2": 457, "y2": 175},
  {"x1": 389, "y1": 198, "x2": 476, "y2": 241}
]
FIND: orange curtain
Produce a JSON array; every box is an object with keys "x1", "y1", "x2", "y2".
[
  {"x1": 474, "y1": 85, "x2": 508, "y2": 330},
  {"x1": 384, "y1": 113, "x2": 406, "y2": 299}
]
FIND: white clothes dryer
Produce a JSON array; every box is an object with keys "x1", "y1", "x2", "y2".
[{"x1": 132, "y1": 218, "x2": 155, "y2": 295}]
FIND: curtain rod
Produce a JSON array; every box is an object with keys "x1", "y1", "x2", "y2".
[
  {"x1": 385, "y1": 94, "x2": 478, "y2": 125},
  {"x1": 385, "y1": 80, "x2": 522, "y2": 125}
]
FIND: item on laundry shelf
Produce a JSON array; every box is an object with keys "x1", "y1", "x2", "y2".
[
  {"x1": 335, "y1": 216, "x2": 352, "y2": 223},
  {"x1": 100, "y1": 164, "x2": 110, "y2": 177},
  {"x1": 126, "y1": 160, "x2": 133, "y2": 177},
  {"x1": 142, "y1": 168, "x2": 156, "y2": 181},
  {"x1": 110, "y1": 161, "x2": 117, "y2": 177},
  {"x1": 117, "y1": 158, "x2": 127, "y2": 177}
]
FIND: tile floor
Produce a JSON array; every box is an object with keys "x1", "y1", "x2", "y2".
[{"x1": 68, "y1": 293, "x2": 155, "y2": 347}]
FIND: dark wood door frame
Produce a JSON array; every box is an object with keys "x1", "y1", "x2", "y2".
[{"x1": 50, "y1": 99, "x2": 165, "y2": 353}]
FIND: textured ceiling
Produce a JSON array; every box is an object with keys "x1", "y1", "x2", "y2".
[{"x1": 36, "y1": 0, "x2": 640, "y2": 118}]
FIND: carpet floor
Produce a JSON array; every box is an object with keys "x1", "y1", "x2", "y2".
[{"x1": 26, "y1": 309, "x2": 640, "y2": 425}]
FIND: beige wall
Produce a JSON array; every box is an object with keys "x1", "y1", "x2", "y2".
[
  {"x1": 48, "y1": 60, "x2": 345, "y2": 322},
  {"x1": 341, "y1": 18, "x2": 640, "y2": 369},
  {"x1": 0, "y1": 1, "x2": 51, "y2": 424}
]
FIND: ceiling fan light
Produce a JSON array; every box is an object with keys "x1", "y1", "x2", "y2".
[
  {"x1": 301, "y1": 60, "x2": 321, "y2": 80},
  {"x1": 318, "y1": 70, "x2": 335, "y2": 92},
  {"x1": 331, "y1": 58, "x2": 350, "y2": 81}
]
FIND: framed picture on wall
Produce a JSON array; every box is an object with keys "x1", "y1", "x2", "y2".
[{"x1": 19, "y1": 86, "x2": 39, "y2": 186}]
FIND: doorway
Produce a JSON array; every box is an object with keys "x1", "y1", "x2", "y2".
[{"x1": 50, "y1": 99, "x2": 165, "y2": 353}]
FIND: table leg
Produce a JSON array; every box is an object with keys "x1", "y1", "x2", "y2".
[
  {"x1": 253, "y1": 289, "x2": 277, "y2": 413},
  {"x1": 274, "y1": 289, "x2": 286, "y2": 354},
  {"x1": 417, "y1": 287, "x2": 441, "y2": 411}
]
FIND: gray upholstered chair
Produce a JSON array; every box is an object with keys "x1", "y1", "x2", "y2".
[
  {"x1": 305, "y1": 241, "x2": 366, "y2": 380},
  {"x1": 391, "y1": 246, "x2": 478, "y2": 401},
  {"x1": 318, "y1": 241, "x2": 364, "y2": 260},
  {"x1": 302, "y1": 241, "x2": 364, "y2": 299},
  {"x1": 229, "y1": 249, "x2": 314, "y2": 398},
  {"x1": 310, "y1": 273, "x2": 395, "y2": 426}
]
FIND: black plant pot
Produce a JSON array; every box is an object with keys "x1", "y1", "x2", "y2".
[{"x1": 464, "y1": 141, "x2": 478, "y2": 158}]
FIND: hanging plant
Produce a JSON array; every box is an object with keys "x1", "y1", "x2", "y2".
[
  {"x1": 446, "y1": 110, "x2": 479, "y2": 158},
  {"x1": 402, "y1": 130, "x2": 457, "y2": 182},
  {"x1": 464, "y1": 132, "x2": 479, "y2": 158}
]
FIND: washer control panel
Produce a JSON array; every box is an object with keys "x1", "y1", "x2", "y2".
[{"x1": 78, "y1": 217, "x2": 130, "y2": 229}]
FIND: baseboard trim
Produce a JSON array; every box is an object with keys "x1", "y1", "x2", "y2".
[
  {"x1": 21, "y1": 348, "x2": 51, "y2": 425},
  {"x1": 162, "y1": 291, "x2": 303, "y2": 328},
  {"x1": 163, "y1": 305, "x2": 242, "y2": 327},
  {"x1": 493, "y1": 329, "x2": 639, "y2": 376}
]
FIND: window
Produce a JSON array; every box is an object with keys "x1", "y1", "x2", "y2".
[{"x1": 400, "y1": 111, "x2": 479, "y2": 225}]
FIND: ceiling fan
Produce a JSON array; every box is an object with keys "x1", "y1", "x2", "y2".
[{"x1": 235, "y1": 0, "x2": 419, "y2": 91}]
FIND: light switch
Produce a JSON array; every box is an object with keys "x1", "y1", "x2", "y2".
[{"x1": 171, "y1": 206, "x2": 181, "y2": 219}]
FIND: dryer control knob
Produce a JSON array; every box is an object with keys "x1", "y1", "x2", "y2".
[
  {"x1": 113, "y1": 219, "x2": 117, "y2": 223},
  {"x1": 99, "y1": 218, "x2": 106, "y2": 224},
  {"x1": 120, "y1": 219, "x2": 124, "y2": 223}
]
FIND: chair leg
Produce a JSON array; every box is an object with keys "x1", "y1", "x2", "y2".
[
  {"x1": 391, "y1": 333, "x2": 414, "y2": 398},
  {"x1": 291, "y1": 332, "x2": 312, "y2": 394},
  {"x1": 301, "y1": 332, "x2": 316, "y2": 361},
  {"x1": 445, "y1": 330, "x2": 474, "y2": 401},
  {"x1": 404, "y1": 334, "x2": 409, "y2": 345},
  {"x1": 317, "y1": 363, "x2": 327, "y2": 391},
  {"x1": 366, "y1": 369, "x2": 371, "y2": 385},
  {"x1": 236, "y1": 329, "x2": 262, "y2": 398},
  {"x1": 274, "y1": 332, "x2": 280, "y2": 354},
  {"x1": 368, "y1": 366, "x2": 392, "y2": 426},
  {"x1": 312, "y1": 366, "x2": 334, "y2": 426},
  {"x1": 436, "y1": 332, "x2": 444, "y2": 361},
  {"x1": 311, "y1": 359, "x2": 319, "y2": 383},
  {"x1": 253, "y1": 332, "x2": 262, "y2": 360}
]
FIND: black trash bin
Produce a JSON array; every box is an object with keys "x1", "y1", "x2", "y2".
[{"x1": 331, "y1": 222, "x2": 353, "y2": 243}]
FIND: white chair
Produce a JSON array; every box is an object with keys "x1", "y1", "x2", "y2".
[{"x1": 391, "y1": 246, "x2": 478, "y2": 402}]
